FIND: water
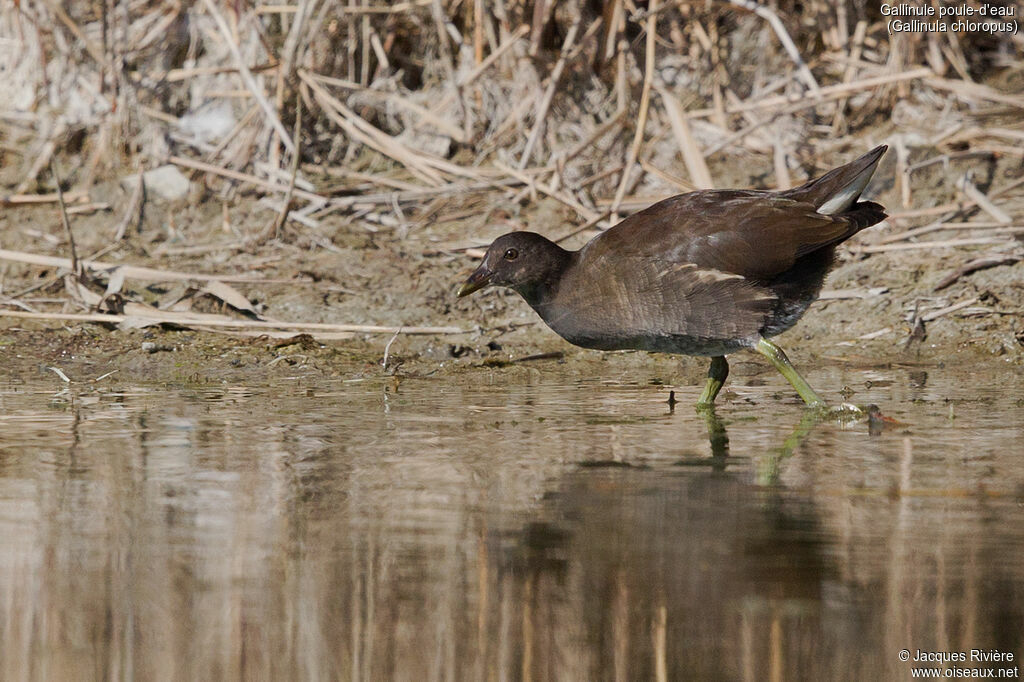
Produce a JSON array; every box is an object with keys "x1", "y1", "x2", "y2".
[{"x1": 1, "y1": 363, "x2": 1022, "y2": 681}]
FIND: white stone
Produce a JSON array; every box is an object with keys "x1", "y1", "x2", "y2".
[{"x1": 123, "y1": 165, "x2": 191, "y2": 201}]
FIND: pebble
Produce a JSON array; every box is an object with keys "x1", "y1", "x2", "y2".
[{"x1": 122, "y1": 165, "x2": 191, "y2": 201}]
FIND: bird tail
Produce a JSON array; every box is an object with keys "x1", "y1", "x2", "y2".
[{"x1": 782, "y1": 145, "x2": 887, "y2": 216}]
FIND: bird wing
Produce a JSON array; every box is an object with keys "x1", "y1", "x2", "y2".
[
  {"x1": 585, "y1": 191, "x2": 858, "y2": 281},
  {"x1": 548, "y1": 255, "x2": 776, "y2": 345}
]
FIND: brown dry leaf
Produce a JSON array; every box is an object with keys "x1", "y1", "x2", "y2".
[
  {"x1": 65, "y1": 277, "x2": 101, "y2": 307},
  {"x1": 104, "y1": 268, "x2": 126, "y2": 298},
  {"x1": 202, "y1": 280, "x2": 262, "y2": 318}
]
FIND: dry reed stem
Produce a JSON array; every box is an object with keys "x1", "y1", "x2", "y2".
[
  {"x1": 656, "y1": 84, "x2": 713, "y2": 189},
  {"x1": 310, "y1": 166, "x2": 423, "y2": 192},
  {"x1": 311, "y1": 72, "x2": 466, "y2": 142},
  {"x1": 333, "y1": 0, "x2": 433, "y2": 14},
  {"x1": 40, "y1": 0, "x2": 109, "y2": 69},
  {"x1": 728, "y1": 0, "x2": 819, "y2": 92},
  {"x1": 927, "y1": 76, "x2": 1024, "y2": 109},
  {"x1": 610, "y1": 0, "x2": 658, "y2": 222},
  {"x1": 269, "y1": 91, "x2": 304, "y2": 241},
  {"x1": 16, "y1": 120, "x2": 66, "y2": 196},
  {"x1": 852, "y1": 238, "x2": 1017, "y2": 254},
  {"x1": 165, "y1": 64, "x2": 279, "y2": 83},
  {"x1": 459, "y1": 23, "x2": 530, "y2": 87},
  {"x1": 831, "y1": 20, "x2": 867, "y2": 133},
  {"x1": 65, "y1": 203, "x2": 110, "y2": 215},
  {"x1": 300, "y1": 71, "x2": 443, "y2": 185},
  {"x1": 954, "y1": 173, "x2": 1012, "y2": 224},
  {"x1": 920, "y1": 298, "x2": 980, "y2": 322},
  {"x1": 200, "y1": 0, "x2": 295, "y2": 154},
  {"x1": 519, "y1": 13, "x2": 582, "y2": 169},
  {"x1": 493, "y1": 161, "x2": 599, "y2": 222},
  {"x1": 688, "y1": 68, "x2": 933, "y2": 119},
  {"x1": 552, "y1": 209, "x2": 613, "y2": 244},
  {"x1": 170, "y1": 155, "x2": 327, "y2": 203},
  {"x1": 0, "y1": 248, "x2": 309, "y2": 285},
  {"x1": 2, "y1": 192, "x2": 90, "y2": 205},
  {"x1": 638, "y1": 161, "x2": 696, "y2": 193},
  {"x1": 773, "y1": 143, "x2": 791, "y2": 190},
  {"x1": 934, "y1": 253, "x2": 1024, "y2": 291},
  {"x1": 0, "y1": 310, "x2": 464, "y2": 335},
  {"x1": 556, "y1": 107, "x2": 628, "y2": 167},
  {"x1": 570, "y1": 163, "x2": 624, "y2": 191},
  {"x1": 305, "y1": 72, "x2": 489, "y2": 183},
  {"x1": 114, "y1": 169, "x2": 145, "y2": 242},
  {"x1": 425, "y1": 23, "x2": 530, "y2": 123},
  {"x1": 317, "y1": 177, "x2": 524, "y2": 212},
  {"x1": 49, "y1": 159, "x2": 81, "y2": 279},
  {"x1": 896, "y1": 137, "x2": 911, "y2": 208},
  {"x1": 880, "y1": 222, "x2": 1024, "y2": 245}
]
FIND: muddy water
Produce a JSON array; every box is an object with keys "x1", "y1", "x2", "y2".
[{"x1": 1, "y1": 363, "x2": 1022, "y2": 681}]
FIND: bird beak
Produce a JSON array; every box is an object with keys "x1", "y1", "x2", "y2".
[{"x1": 457, "y1": 264, "x2": 492, "y2": 297}]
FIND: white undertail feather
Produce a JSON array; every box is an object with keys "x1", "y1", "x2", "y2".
[{"x1": 816, "y1": 162, "x2": 877, "y2": 216}]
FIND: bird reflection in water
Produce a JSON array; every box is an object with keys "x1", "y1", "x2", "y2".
[{"x1": 493, "y1": 408, "x2": 847, "y2": 681}]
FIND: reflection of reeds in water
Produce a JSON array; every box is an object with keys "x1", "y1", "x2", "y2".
[{"x1": 0, "y1": 379, "x2": 1023, "y2": 679}]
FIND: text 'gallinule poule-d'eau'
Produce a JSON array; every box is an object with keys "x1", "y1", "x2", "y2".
[{"x1": 458, "y1": 146, "x2": 888, "y2": 408}]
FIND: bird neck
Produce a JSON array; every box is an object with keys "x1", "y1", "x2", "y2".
[{"x1": 515, "y1": 244, "x2": 573, "y2": 309}]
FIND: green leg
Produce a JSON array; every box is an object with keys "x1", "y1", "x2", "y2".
[
  {"x1": 755, "y1": 338, "x2": 826, "y2": 408},
  {"x1": 696, "y1": 356, "x2": 729, "y2": 407},
  {"x1": 758, "y1": 410, "x2": 824, "y2": 485},
  {"x1": 699, "y1": 405, "x2": 730, "y2": 460}
]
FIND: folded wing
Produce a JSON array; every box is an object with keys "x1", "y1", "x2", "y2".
[{"x1": 545, "y1": 256, "x2": 776, "y2": 348}]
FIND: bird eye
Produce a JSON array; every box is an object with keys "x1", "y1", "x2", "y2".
[{"x1": 503, "y1": 248, "x2": 519, "y2": 261}]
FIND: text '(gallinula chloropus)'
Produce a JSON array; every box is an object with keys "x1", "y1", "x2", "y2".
[{"x1": 458, "y1": 146, "x2": 888, "y2": 408}]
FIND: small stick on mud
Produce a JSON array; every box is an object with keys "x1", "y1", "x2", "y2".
[
  {"x1": 170, "y1": 155, "x2": 326, "y2": 203},
  {"x1": 0, "y1": 248, "x2": 310, "y2": 284},
  {"x1": 934, "y1": 253, "x2": 1024, "y2": 291},
  {"x1": 2, "y1": 191, "x2": 89, "y2": 206},
  {"x1": 879, "y1": 221, "x2": 1022, "y2": 245},
  {"x1": 114, "y1": 168, "x2": 145, "y2": 242},
  {"x1": 854, "y1": 238, "x2": 1014, "y2": 254},
  {"x1": 896, "y1": 137, "x2": 911, "y2": 208},
  {"x1": 50, "y1": 159, "x2": 82, "y2": 279},
  {"x1": 0, "y1": 310, "x2": 463, "y2": 336},
  {"x1": 382, "y1": 327, "x2": 402, "y2": 371},
  {"x1": 921, "y1": 298, "x2": 979, "y2": 322},
  {"x1": 270, "y1": 91, "x2": 304, "y2": 241},
  {"x1": 66, "y1": 202, "x2": 110, "y2": 215},
  {"x1": 48, "y1": 366, "x2": 73, "y2": 383},
  {"x1": 954, "y1": 173, "x2": 1012, "y2": 224}
]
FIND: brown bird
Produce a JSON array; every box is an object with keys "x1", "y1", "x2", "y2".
[{"x1": 458, "y1": 146, "x2": 888, "y2": 408}]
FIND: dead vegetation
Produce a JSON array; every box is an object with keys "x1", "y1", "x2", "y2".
[{"x1": 0, "y1": 0, "x2": 1021, "y2": 348}]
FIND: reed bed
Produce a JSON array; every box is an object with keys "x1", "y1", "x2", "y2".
[{"x1": 0, "y1": 0, "x2": 1021, "y2": 337}]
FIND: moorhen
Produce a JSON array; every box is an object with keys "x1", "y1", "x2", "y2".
[{"x1": 458, "y1": 146, "x2": 888, "y2": 408}]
